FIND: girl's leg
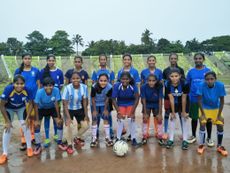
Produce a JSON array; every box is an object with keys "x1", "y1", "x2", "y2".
[
  {"x1": 91, "y1": 114, "x2": 98, "y2": 146},
  {"x1": 117, "y1": 118, "x2": 124, "y2": 140},
  {"x1": 168, "y1": 116, "x2": 176, "y2": 141},
  {"x1": 181, "y1": 116, "x2": 189, "y2": 141},
  {"x1": 77, "y1": 121, "x2": 89, "y2": 139},
  {"x1": 217, "y1": 124, "x2": 224, "y2": 147},
  {"x1": 53, "y1": 117, "x2": 67, "y2": 150},
  {"x1": 44, "y1": 116, "x2": 50, "y2": 141},
  {"x1": 52, "y1": 117, "x2": 58, "y2": 138}
]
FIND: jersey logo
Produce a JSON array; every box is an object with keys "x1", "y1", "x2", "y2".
[
  {"x1": 22, "y1": 97, "x2": 26, "y2": 101},
  {"x1": 31, "y1": 71, "x2": 35, "y2": 77},
  {"x1": 1, "y1": 94, "x2": 5, "y2": 98},
  {"x1": 57, "y1": 75, "x2": 59, "y2": 79},
  {"x1": 51, "y1": 96, "x2": 55, "y2": 101}
]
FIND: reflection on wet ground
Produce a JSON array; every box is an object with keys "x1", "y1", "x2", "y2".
[{"x1": 1, "y1": 98, "x2": 230, "y2": 173}]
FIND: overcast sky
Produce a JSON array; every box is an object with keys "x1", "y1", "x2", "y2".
[{"x1": 0, "y1": 0, "x2": 229, "y2": 50}]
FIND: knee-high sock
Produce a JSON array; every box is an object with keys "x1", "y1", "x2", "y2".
[
  {"x1": 77, "y1": 121, "x2": 89, "y2": 139},
  {"x1": 191, "y1": 119, "x2": 198, "y2": 137},
  {"x1": 117, "y1": 119, "x2": 124, "y2": 140},
  {"x1": 206, "y1": 120, "x2": 212, "y2": 139},
  {"x1": 19, "y1": 120, "x2": 32, "y2": 148},
  {"x1": 164, "y1": 113, "x2": 169, "y2": 133},
  {"x1": 181, "y1": 117, "x2": 189, "y2": 141},
  {"x1": 217, "y1": 130, "x2": 224, "y2": 147},
  {"x1": 179, "y1": 115, "x2": 183, "y2": 133},
  {"x1": 199, "y1": 129, "x2": 206, "y2": 145},
  {"x1": 92, "y1": 125, "x2": 98, "y2": 140},
  {"x1": 108, "y1": 114, "x2": 113, "y2": 135},
  {"x1": 53, "y1": 118, "x2": 57, "y2": 135},
  {"x1": 2, "y1": 129, "x2": 12, "y2": 155},
  {"x1": 44, "y1": 116, "x2": 50, "y2": 139},
  {"x1": 147, "y1": 117, "x2": 150, "y2": 136},
  {"x1": 104, "y1": 124, "x2": 110, "y2": 139},
  {"x1": 35, "y1": 128, "x2": 41, "y2": 147},
  {"x1": 154, "y1": 117, "x2": 158, "y2": 135},
  {"x1": 97, "y1": 115, "x2": 101, "y2": 135},
  {"x1": 57, "y1": 126, "x2": 63, "y2": 144},
  {"x1": 157, "y1": 121, "x2": 163, "y2": 139},
  {"x1": 142, "y1": 122, "x2": 148, "y2": 138},
  {"x1": 169, "y1": 118, "x2": 176, "y2": 141},
  {"x1": 128, "y1": 118, "x2": 136, "y2": 140},
  {"x1": 66, "y1": 124, "x2": 73, "y2": 145}
]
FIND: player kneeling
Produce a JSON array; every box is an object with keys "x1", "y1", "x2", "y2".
[
  {"x1": 197, "y1": 71, "x2": 228, "y2": 156},
  {"x1": 33, "y1": 77, "x2": 67, "y2": 155}
]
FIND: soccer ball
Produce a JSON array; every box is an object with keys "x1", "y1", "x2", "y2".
[{"x1": 113, "y1": 140, "x2": 129, "y2": 157}]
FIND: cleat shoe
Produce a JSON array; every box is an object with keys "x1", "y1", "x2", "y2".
[
  {"x1": 74, "y1": 137, "x2": 85, "y2": 146},
  {"x1": 197, "y1": 145, "x2": 205, "y2": 154},
  {"x1": 27, "y1": 148, "x2": 33, "y2": 157},
  {"x1": 126, "y1": 135, "x2": 131, "y2": 142},
  {"x1": 122, "y1": 129, "x2": 127, "y2": 136},
  {"x1": 158, "y1": 139, "x2": 165, "y2": 146},
  {"x1": 187, "y1": 136, "x2": 196, "y2": 144},
  {"x1": 217, "y1": 146, "x2": 228, "y2": 156},
  {"x1": 182, "y1": 141, "x2": 188, "y2": 150},
  {"x1": 207, "y1": 139, "x2": 215, "y2": 147},
  {"x1": 53, "y1": 135, "x2": 58, "y2": 142},
  {"x1": 44, "y1": 138, "x2": 51, "y2": 148},
  {"x1": 90, "y1": 138, "x2": 98, "y2": 148},
  {"x1": 33, "y1": 145, "x2": 42, "y2": 155},
  {"x1": 142, "y1": 138, "x2": 147, "y2": 145},
  {"x1": 105, "y1": 138, "x2": 114, "y2": 147},
  {"x1": 58, "y1": 143, "x2": 68, "y2": 151},
  {"x1": 166, "y1": 140, "x2": 174, "y2": 149},
  {"x1": 132, "y1": 138, "x2": 142, "y2": 147},
  {"x1": 31, "y1": 139, "x2": 36, "y2": 145},
  {"x1": 20, "y1": 143, "x2": 27, "y2": 151},
  {"x1": 0, "y1": 154, "x2": 7, "y2": 165},
  {"x1": 66, "y1": 145, "x2": 74, "y2": 154}
]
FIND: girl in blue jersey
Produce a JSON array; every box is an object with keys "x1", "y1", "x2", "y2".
[
  {"x1": 90, "y1": 73, "x2": 113, "y2": 147},
  {"x1": 141, "y1": 74, "x2": 164, "y2": 145},
  {"x1": 186, "y1": 53, "x2": 211, "y2": 145},
  {"x1": 141, "y1": 55, "x2": 163, "y2": 139},
  {"x1": 197, "y1": 72, "x2": 228, "y2": 156},
  {"x1": 33, "y1": 77, "x2": 67, "y2": 155},
  {"x1": 165, "y1": 69, "x2": 190, "y2": 150},
  {"x1": 62, "y1": 72, "x2": 89, "y2": 154},
  {"x1": 65, "y1": 55, "x2": 89, "y2": 85},
  {"x1": 40, "y1": 54, "x2": 64, "y2": 146},
  {"x1": 0, "y1": 75, "x2": 34, "y2": 164},
  {"x1": 112, "y1": 71, "x2": 140, "y2": 146},
  {"x1": 91, "y1": 54, "x2": 115, "y2": 139},
  {"x1": 14, "y1": 53, "x2": 40, "y2": 150}
]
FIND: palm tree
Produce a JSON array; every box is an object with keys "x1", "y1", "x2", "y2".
[{"x1": 72, "y1": 34, "x2": 84, "y2": 55}]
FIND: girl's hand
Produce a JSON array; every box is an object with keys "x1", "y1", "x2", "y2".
[
  {"x1": 103, "y1": 109, "x2": 109, "y2": 117},
  {"x1": 143, "y1": 114, "x2": 148, "y2": 122},
  {"x1": 65, "y1": 117, "x2": 72, "y2": 126},
  {"x1": 117, "y1": 111, "x2": 122, "y2": 119},
  {"x1": 92, "y1": 110, "x2": 97, "y2": 117},
  {"x1": 4, "y1": 121, "x2": 13, "y2": 133},
  {"x1": 170, "y1": 113, "x2": 176, "y2": 120},
  {"x1": 130, "y1": 112, "x2": 135, "y2": 119},
  {"x1": 34, "y1": 120, "x2": 40, "y2": 128},
  {"x1": 84, "y1": 115, "x2": 90, "y2": 123},
  {"x1": 217, "y1": 116, "x2": 224, "y2": 124},
  {"x1": 181, "y1": 112, "x2": 189, "y2": 119},
  {"x1": 56, "y1": 118, "x2": 63, "y2": 127},
  {"x1": 157, "y1": 114, "x2": 163, "y2": 122},
  {"x1": 200, "y1": 114, "x2": 206, "y2": 122}
]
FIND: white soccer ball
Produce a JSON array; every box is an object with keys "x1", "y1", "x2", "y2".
[{"x1": 113, "y1": 140, "x2": 129, "y2": 157}]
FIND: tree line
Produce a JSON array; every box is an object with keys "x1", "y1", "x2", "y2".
[{"x1": 0, "y1": 29, "x2": 230, "y2": 56}]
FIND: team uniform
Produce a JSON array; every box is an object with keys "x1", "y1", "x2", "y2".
[
  {"x1": 141, "y1": 83, "x2": 164, "y2": 144},
  {"x1": 186, "y1": 66, "x2": 210, "y2": 142},
  {"x1": 62, "y1": 83, "x2": 89, "y2": 153},
  {"x1": 196, "y1": 81, "x2": 228, "y2": 156},
  {"x1": 65, "y1": 68, "x2": 89, "y2": 84},
  {"x1": 91, "y1": 68, "x2": 115, "y2": 138},
  {"x1": 90, "y1": 83, "x2": 113, "y2": 147},
  {"x1": 112, "y1": 82, "x2": 139, "y2": 145},
  {"x1": 14, "y1": 66, "x2": 40, "y2": 145},
  {"x1": 40, "y1": 67, "x2": 64, "y2": 144},
  {"x1": 165, "y1": 80, "x2": 190, "y2": 149},
  {"x1": 0, "y1": 85, "x2": 34, "y2": 163},
  {"x1": 33, "y1": 87, "x2": 67, "y2": 154},
  {"x1": 162, "y1": 65, "x2": 185, "y2": 139},
  {"x1": 141, "y1": 68, "x2": 163, "y2": 84},
  {"x1": 117, "y1": 66, "x2": 141, "y2": 84}
]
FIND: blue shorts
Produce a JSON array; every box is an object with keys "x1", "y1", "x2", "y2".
[{"x1": 91, "y1": 105, "x2": 111, "y2": 120}]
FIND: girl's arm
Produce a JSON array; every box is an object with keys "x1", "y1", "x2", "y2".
[
  {"x1": 197, "y1": 95, "x2": 206, "y2": 120},
  {"x1": 217, "y1": 96, "x2": 224, "y2": 122},
  {"x1": 168, "y1": 94, "x2": 176, "y2": 119},
  {"x1": 91, "y1": 97, "x2": 97, "y2": 117},
  {"x1": 182, "y1": 94, "x2": 188, "y2": 118},
  {"x1": 34, "y1": 103, "x2": 40, "y2": 127},
  {"x1": 54, "y1": 101, "x2": 61, "y2": 118},
  {"x1": 158, "y1": 98, "x2": 163, "y2": 117},
  {"x1": 0, "y1": 100, "x2": 10, "y2": 123},
  {"x1": 141, "y1": 98, "x2": 147, "y2": 116},
  {"x1": 63, "y1": 100, "x2": 71, "y2": 120},
  {"x1": 83, "y1": 97, "x2": 89, "y2": 121},
  {"x1": 112, "y1": 98, "x2": 120, "y2": 115},
  {"x1": 131, "y1": 93, "x2": 140, "y2": 116}
]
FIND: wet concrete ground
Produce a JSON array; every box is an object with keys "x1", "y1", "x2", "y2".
[{"x1": 1, "y1": 94, "x2": 230, "y2": 173}]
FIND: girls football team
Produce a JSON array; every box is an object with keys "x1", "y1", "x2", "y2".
[{"x1": 0, "y1": 53, "x2": 228, "y2": 164}]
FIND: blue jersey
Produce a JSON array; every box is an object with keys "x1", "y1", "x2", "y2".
[
  {"x1": 117, "y1": 66, "x2": 141, "y2": 84},
  {"x1": 34, "y1": 87, "x2": 61, "y2": 109},
  {"x1": 141, "y1": 84, "x2": 163, "y2": 109},
  {"x1": 14, "y1": 66, "x2": 40, "y2": 99},
  {"x1": 196, "y1": 81, "x2": 226, "y2": 109},
  {"x1": 65, "y1": 68, "x2": 89, "y2": 84},
  {"x1": 62, "y1": 83, "x2": 88, "y2": 110},
  {"x1": 91, "y1": 83, "x2": 112, "y2": 107},
  {"x1": 112, "y1": 82, "x2": 138, "y2": 106},
  {"x1": 40, "y1": 68, "x2": 64, "y2": 90},
  {"x1": 91, "y1": 68, "x2": 115, "y2": 83},
  {"x1": 1, "y1": 85, "x2": 33, "y2": 109},
  {"x1": 186, "y1": 66, "x2": 210, "y2": 103},
  {"x1": 141, "y1": 68, "x2": 163, "y2": 84}
]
